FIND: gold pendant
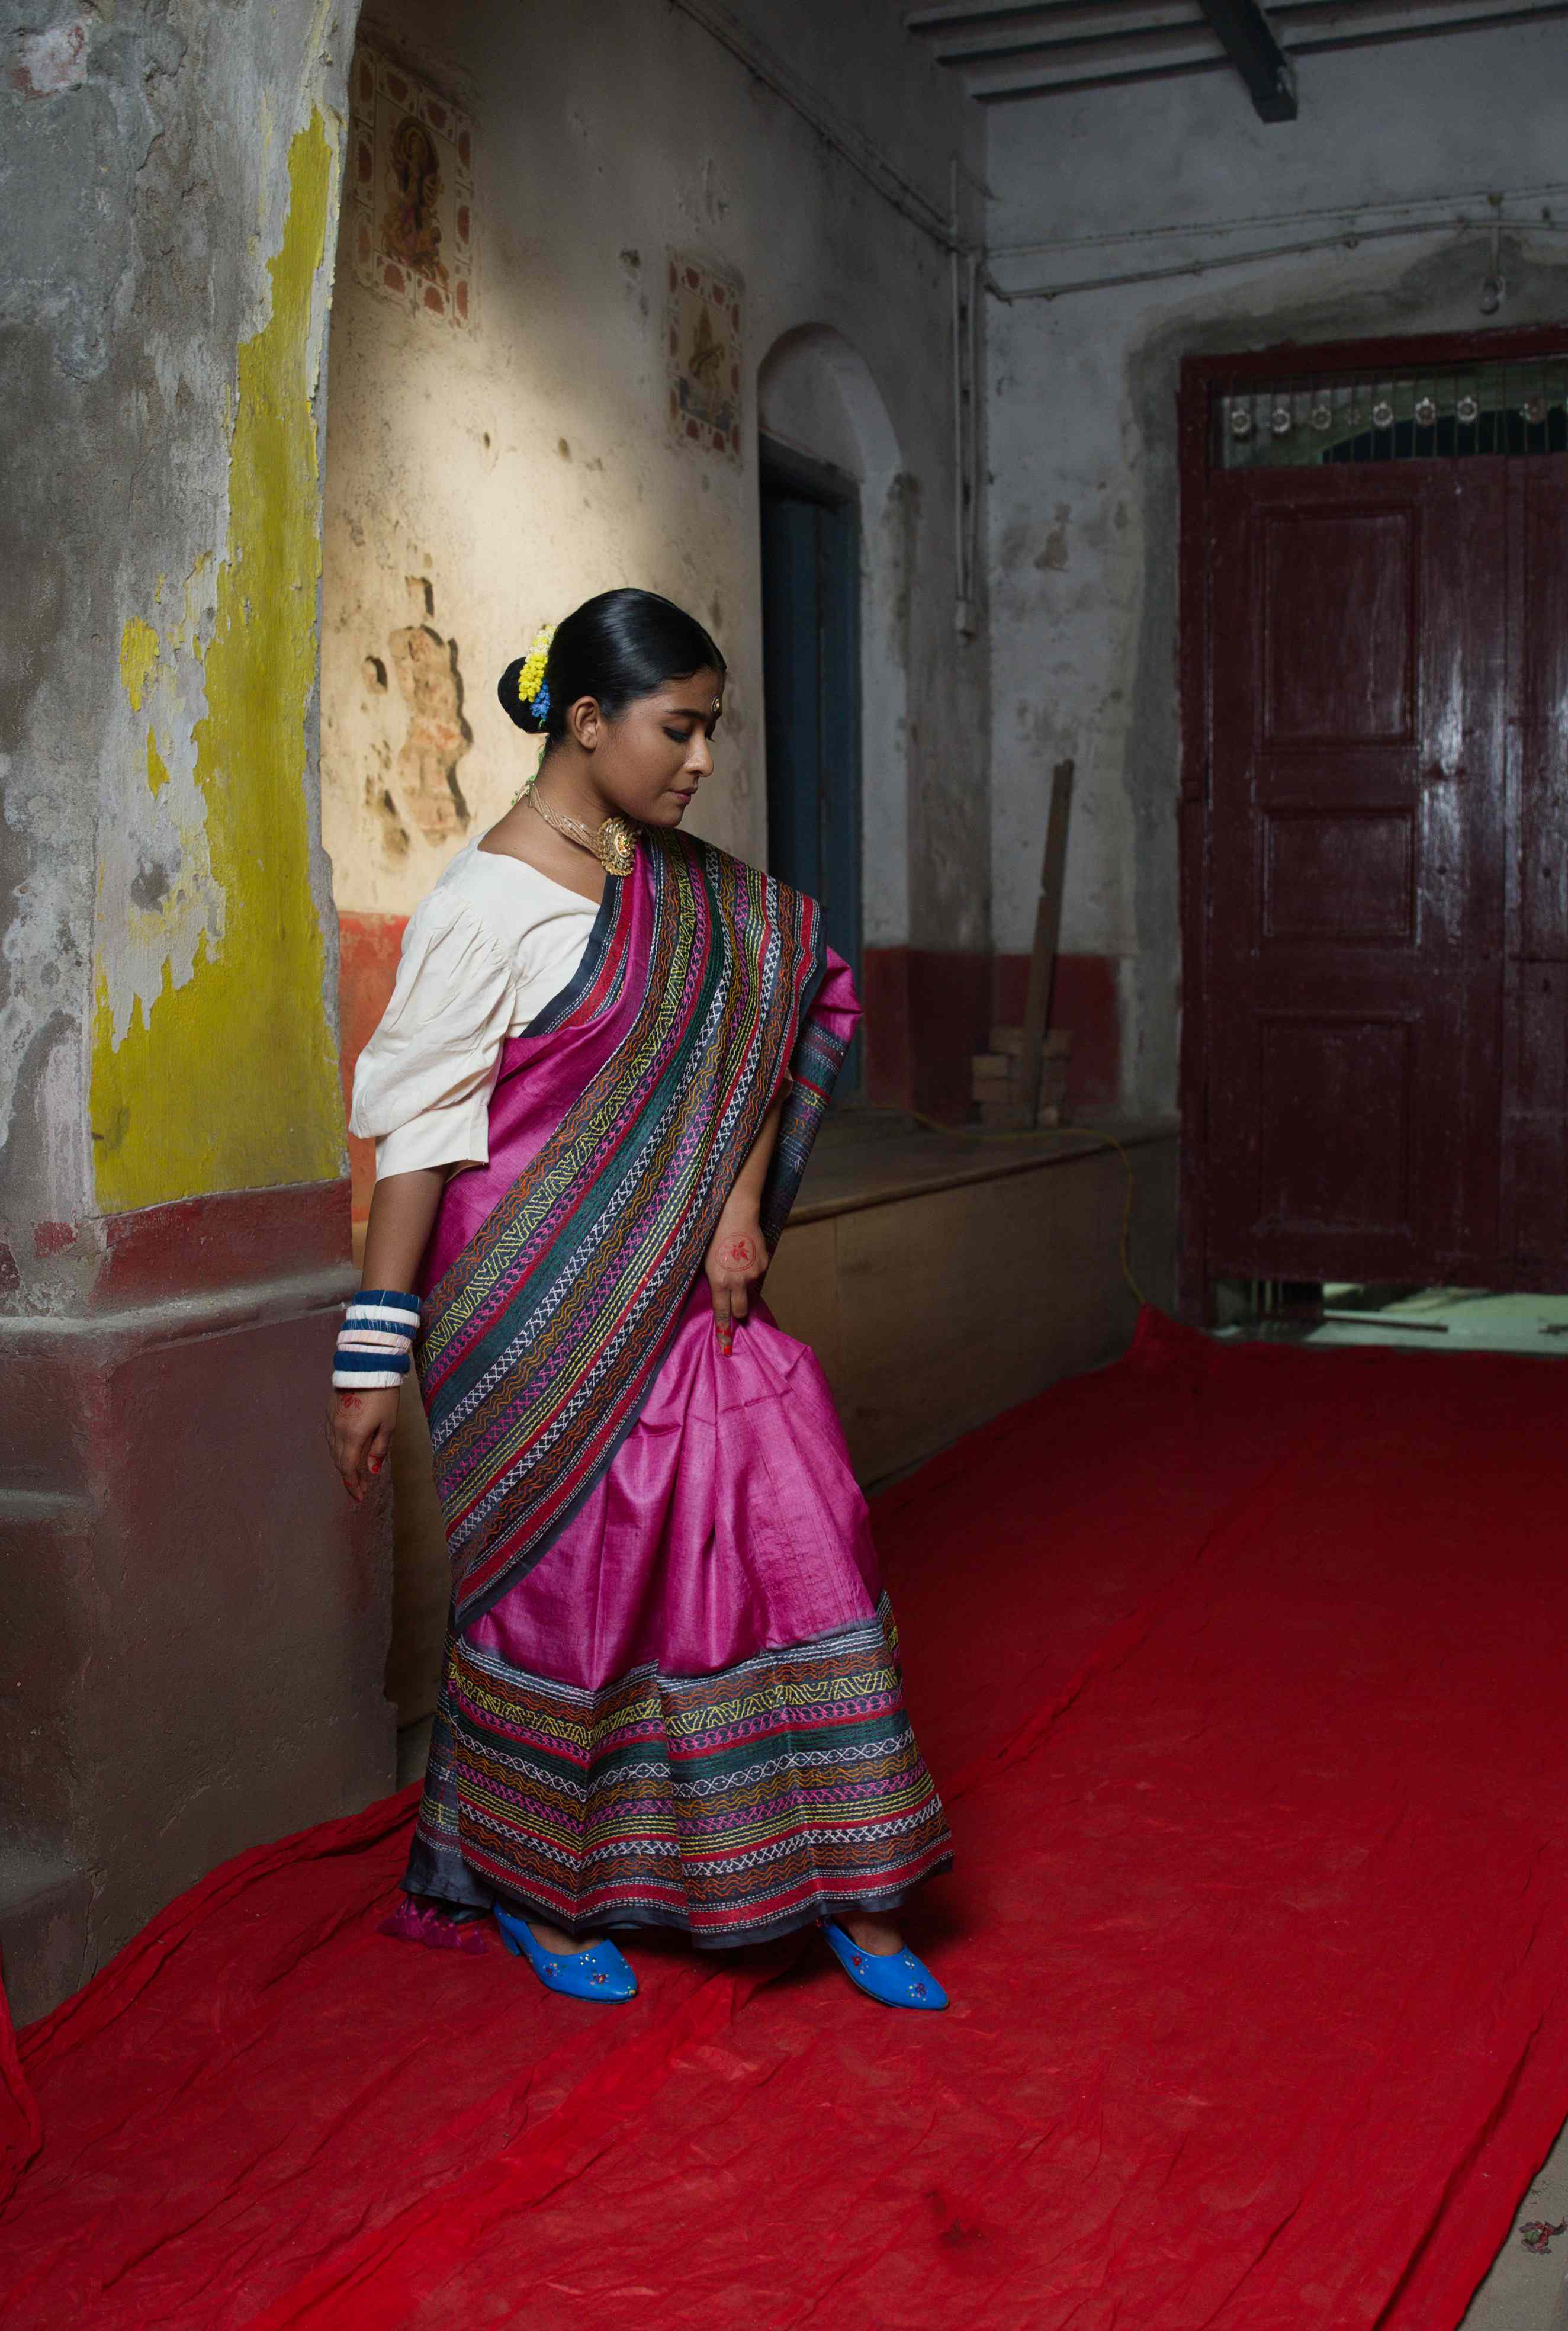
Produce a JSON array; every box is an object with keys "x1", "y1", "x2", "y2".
[{"x1": 596, "y1": 815, "x2": 639, "y2": 876}]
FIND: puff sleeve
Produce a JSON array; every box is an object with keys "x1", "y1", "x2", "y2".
[{"x1": 348, "y1": 890, "x2": 518, "y2": 1179}]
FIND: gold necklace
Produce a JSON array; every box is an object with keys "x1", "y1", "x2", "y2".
[{"x1": 528, "y1": 785, "x2": 640, "y2": 876}]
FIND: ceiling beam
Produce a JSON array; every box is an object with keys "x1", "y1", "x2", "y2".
[
  {"x1": 923, "y1": 6, "x2": 1204, "y2": 64},
  {"x1": 936, "y1": 20, "x2": 1221, "y2": 70},
  {"x1": 1270, "y1": 0, "x2": 1556, "y2": 31},
  {"x1": 1193, "y1": 0, "x2": 1299, "y2": 114},
  {"x1": 908, "y1": 0, "x2": 1568, "y2": 103},
  {"x1": 960, "y1": 28, "x2": 1226, "y2": 88},
  {"x1": 968, "y1": 49, "x2": 1228, "y2": 96},
  {"x1": 1273, "y1": 0, "x2": 1568, "y2": 35},
  {"x1": 904, "y1": 0, "x2": 1189, "y2": 30}
]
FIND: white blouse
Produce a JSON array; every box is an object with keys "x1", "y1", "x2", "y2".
[{"x1": 349, "y1": 838, "x2": 600, "y2": 1180}]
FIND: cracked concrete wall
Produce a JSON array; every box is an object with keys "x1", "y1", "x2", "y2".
[
  {"x1": 1, "y1": 1, "x2": 400, "y2": 2018},
  {"x1": 322, "y1": 0, "x2": 987, "y2": 950},
  {"x1": 1, "y1": 0, "x2": 357, "y2": 1267},
  {"x1": 986, "y1": 23, "x2": 1568, "y2": 1116}
]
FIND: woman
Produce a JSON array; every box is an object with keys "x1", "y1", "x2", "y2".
[{"x1": 330, "y1": 589, "x2": 953, "y2": 2010}]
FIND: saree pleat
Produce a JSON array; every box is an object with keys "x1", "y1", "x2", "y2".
[{"x1": 404, "y1": 832, "x2": 952, "y2": 1943}]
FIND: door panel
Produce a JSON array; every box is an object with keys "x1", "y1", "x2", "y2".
[
  {"x1": 1515, "y1": 466, "x2": 1568, "y2": 962},
  {"x1": 1256, "y1": 1013, "x2": 1413, "y2": 1231},
  {"x1": 1505, "y1": 464, "x2": 1568, "y2": 1277},
  {"x1": 1205, "y1": 464, "x2": 1508, "y2": 1286},
  {"x1": 1260, "y1": 810, "x2": 1416, "y2": 943},
  {"x1": 759, "y1": 495, "x2": 822, "y2": 893},
  {"x1": 1261, "y1": 507, "x2": 1417, "y2": 744},
  {"x1": 759, "y1": 476, "x2": 863, "y2": 1095}
]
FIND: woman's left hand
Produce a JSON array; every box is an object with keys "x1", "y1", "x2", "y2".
[{"x1": 705, "y1": 1203, "x2": 767, "y2": 1356}]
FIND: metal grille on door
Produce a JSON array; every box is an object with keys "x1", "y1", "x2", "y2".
[{"x1": 1216, "y1": 359, "x2": 1568, "y2": 469}]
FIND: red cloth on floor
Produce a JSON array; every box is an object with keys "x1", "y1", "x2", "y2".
[{"x1": 4, "y1": 1309, "x2": 1567, "y2": 2327}]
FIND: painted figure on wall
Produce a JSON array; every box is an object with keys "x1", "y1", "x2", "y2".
[
  {"x1": 381, "y1": 115, "x2": 449, "y2": 288},
  {"x1": 687, "y1": 304, "x2": 725, "y2": 408},
  {"x1": 667, "y1": 257, "x2": 742, "y2": 461},
  {"x1": 348, "y1": 43, "x2": 474, "y2": 326},
  {"x1": 388, "y1": 580, "x2": 471, "y2": 845}
]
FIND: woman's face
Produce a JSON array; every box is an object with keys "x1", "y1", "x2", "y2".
[{"x1": 576, "y1": 668, "x2": 723, "y2": 827}]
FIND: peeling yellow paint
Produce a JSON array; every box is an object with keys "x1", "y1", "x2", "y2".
[
  {"x1": 120, "y1": 617, "x2": 160, "y2": 714},
  {"x1": 145, "y1": 731, "x2": 171, "y2": 796},
  {"x1": 91, "y1": 111, "x2": 344, "y2": 1213}
]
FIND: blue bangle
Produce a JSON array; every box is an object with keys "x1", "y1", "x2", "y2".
[
  {"x1": 333, "y1": 1287, "x2": 420, "y2": 1390},
  {"x1": 350, "y1": 1290, "x2": 422, "y2": 1328}
]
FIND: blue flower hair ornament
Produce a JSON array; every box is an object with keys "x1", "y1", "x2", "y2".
[{"x1": 497, "y1": 622, "x2": 557, "y2": 736}]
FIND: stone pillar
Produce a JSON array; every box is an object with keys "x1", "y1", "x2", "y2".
[{"x1": 0, "y1": 0, "x2": 393, "y2": 2025}]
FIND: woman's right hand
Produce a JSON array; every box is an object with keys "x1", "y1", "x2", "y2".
[{"x1": 325, "y1": 1386, "x2": 401, "y2": 1503}]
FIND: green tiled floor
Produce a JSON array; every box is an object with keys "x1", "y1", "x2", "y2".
[{"x1": 1308, "y1": 1285, "x2": 1568, "y2": 1355}]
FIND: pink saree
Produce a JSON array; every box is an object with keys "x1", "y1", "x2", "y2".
[{"x1": 404, "y1": 830, "x2": 952, "y2": 1945}]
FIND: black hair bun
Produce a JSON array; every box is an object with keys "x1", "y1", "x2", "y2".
[
  {"x1": 497, "y1": 593, "x2": 726, "y2": 741},
  {"x1": 497, "y1": 657, "x2": 547, "y2": 733}
]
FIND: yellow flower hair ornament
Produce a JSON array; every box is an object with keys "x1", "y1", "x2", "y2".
[{"x1": 516, "y1": 622, "x2": 556, "y2": 723}]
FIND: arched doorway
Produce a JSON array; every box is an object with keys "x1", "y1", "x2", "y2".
[{"x1": 757, "y1": 327, "x2": 909, "y2": 1104}]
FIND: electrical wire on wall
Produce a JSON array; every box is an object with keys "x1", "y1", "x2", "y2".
[
  {"x1": 664, "y1": 0, "x2": 989, "y2": 644},
  {"x1": 985, "y1": 184, "x2": 1568, "y2": 304},
  {"x1": 950, "y1": 161, "x2": 985, "y2": 637}
]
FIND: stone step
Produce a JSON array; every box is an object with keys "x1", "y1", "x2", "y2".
[{"x1": 0, "y1": 1849, "x2": 90, "y2": 2030}]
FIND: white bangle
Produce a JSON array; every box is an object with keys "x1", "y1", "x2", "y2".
[{"x1": 333, "y1": 1288, "x2": 420, "y2": 1390}]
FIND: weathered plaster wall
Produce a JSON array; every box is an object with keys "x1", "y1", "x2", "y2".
[
  {"x1": 986, "y1": 22, "x2": 1568, "y2": 1115},
  {"x1": 1, "y1": 0, "x2": 395, "y2": 2023},
  {"x1": 2, "y1": 0, "x2": 358, "y2": 1245},
  {"x1": 92, "y1": 117, "x2": 345, "y2": 1212},
  {"x1": 322, "y1": 0, "x2": 986, "y2": 951}
]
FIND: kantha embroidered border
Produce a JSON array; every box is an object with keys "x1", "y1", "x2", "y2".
[
  {"x1": 419, "y1": 832, "x2": 833, "y2": 1626},
  {"x1": 760, "y1": 1009, "x2": 849, "y2": 1248},
  {"x1": 410, "y1": 1596, "x2": 954, "y2": 1945}
]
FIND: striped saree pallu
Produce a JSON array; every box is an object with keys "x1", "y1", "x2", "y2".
[
  {"x1": 409, "y1": 829, "x2": 953, "y2": 1938},
  {"x1": 417, "y1": 830, "x2": 846, "y2": 1626}
]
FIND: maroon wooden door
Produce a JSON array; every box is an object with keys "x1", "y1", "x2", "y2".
[
  {"x1": 1203, "y1": 465, "x2": 1509, "y2": 1287},
  {"x1": 1506, "y1": 462, "x2": 1568, "y2": 1282}
]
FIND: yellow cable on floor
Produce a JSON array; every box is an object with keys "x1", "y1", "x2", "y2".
[{"x1": 906, "y1": 1110, "x2": 1148, "y2": 1308}]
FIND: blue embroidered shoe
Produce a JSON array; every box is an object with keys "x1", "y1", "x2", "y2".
[
  {"x1": 494, "y1": 1905, "x2": 638, "y2": 2002},
  {"x1": 820, "y1": 1918, "x2": 948, "y2": 2011}
]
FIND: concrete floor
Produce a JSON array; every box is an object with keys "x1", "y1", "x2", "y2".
[{"x1": 1462, "y1": 2127, "x2": 1568, "y2": 2331}]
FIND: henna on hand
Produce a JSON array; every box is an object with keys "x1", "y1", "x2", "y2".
[{"x1": 719, "y1": 1237, "x2": 757, "y2": 1271}]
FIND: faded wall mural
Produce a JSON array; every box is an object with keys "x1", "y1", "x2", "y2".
[
  {"x1": 388, "y1": 579, "x2": 472, "y2": 845},
  {"x1": 667, "y1": 255, "x2": 741, "y2": 463},
  {"x1": 348, "y1": 44, "x2": 474, "y2": 328}
]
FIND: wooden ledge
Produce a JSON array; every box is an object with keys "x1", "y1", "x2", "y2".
[{"x1": 787, "y1": 1110, "x2": 1178, "y2": 1228}]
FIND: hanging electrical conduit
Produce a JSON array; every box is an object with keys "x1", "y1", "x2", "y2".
[
  {"x1": 667, "y1": 5, "x2": 1568, "y2": 614},
  {"x1": 666, "y1": 0, "x2": 987, "y2": 634},
  {"x1": 985, "y1": 181, "x2": 1568, "y2": 301}
]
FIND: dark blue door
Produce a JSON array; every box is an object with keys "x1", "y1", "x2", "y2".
[{"x1": 759, "y1": 447, "x2": 862, "y2": 1097}]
